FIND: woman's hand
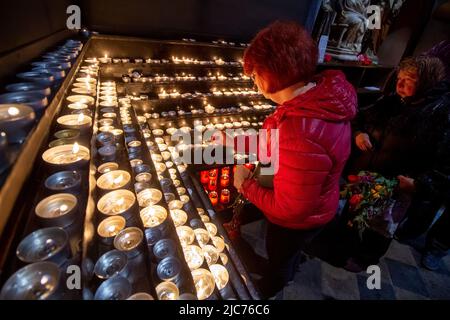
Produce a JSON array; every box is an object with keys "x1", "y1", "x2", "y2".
[
  {"x1": 355, "y1": 133, "x2": 373, "y2": 151},
  {"x1": 233, "y1": 165, "x2": 251, "y2": 193},
  {"x1": 397, "y1": 175, "x2": 416, "y2": 193}
]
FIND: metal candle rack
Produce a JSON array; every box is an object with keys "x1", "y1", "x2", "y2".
[{"x1": 130, "y1": 102, "x2": 261, "y2": 300}]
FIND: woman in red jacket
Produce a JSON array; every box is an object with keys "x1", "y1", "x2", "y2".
[{"x1": 232, "y1": 21, "x2": 357, "y2": 297}]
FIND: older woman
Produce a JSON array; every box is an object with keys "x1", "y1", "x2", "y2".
[
  {"x1": 231, "y1": 21, "x2": 357, "y2": 297},
  {"x1": 345, "y1": 55, "x2": 449, "y2": 271}
]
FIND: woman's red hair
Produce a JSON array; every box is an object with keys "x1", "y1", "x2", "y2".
[{"x1": 243, "y1": 21, "x2": 318, "y2": 93}]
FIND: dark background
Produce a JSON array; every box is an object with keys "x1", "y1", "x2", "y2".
[{"x1": 0, "y1": 0, "x2": 322, "y2": 56}]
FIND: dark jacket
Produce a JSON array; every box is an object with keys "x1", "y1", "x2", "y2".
[{"x1": 349, "y1": 81, "x2": 450, "y2": 200}]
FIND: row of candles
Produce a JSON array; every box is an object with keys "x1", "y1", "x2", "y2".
[
  {"x1": 91, "y1": 80, "x2": 164, "y2": 300},
  {"x1": 140, "y1": 102, "x2": 274, "y2": 120},
  {"x1": 93, "y1": 55, "x2": 242, "y2": 67},
  {"x1": 0, "y1": 39, "x2": 83, "y2": 175},
  {"x1": 157, "y1": 87, "x2": 260, "y2": 100},
  {"x1": 91, "y1": 89, "x2": 229, "y2": 300},
  {"x1": 141, "y1": 113, "x2": 236, "y2": 300},
  {"x1": 123, "y1": 72, "x2": 250, "y2": 84},
  {"x1": 0, "y1": 48, "x2": 98, "y2": 300}
]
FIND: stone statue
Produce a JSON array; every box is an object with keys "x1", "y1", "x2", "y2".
[
  {"x1": 337, "y1": 0, "x2": 370, "y2": 52},
  {"x1": 324, "y1": 0, "x2": 371, "y2": 61}
]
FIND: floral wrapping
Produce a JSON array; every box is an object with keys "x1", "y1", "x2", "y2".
[{"x1": 340, "y1": 171, "x2": 411, "y2": 239}]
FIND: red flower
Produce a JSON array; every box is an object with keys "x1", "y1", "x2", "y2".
[
  {"x1": 349, "y1": 194, "x2": 363, "y2": 207},
  {"x1": 324, "y1": 54, "x2": 332, "y2": 62},
  {"x1": 348, "y1": 175, "x2": 360, "y2": 183}
]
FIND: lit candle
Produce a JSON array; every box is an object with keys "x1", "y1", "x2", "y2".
[
  {"x1": 140, "y1": 205, "x2": 167, "y2": 227},
  {"x1": 183, "y1": 245, "x2": 204, "y2": 270},
  {"x1": 200, "y1": 170, "x2": 209, "y2": 184},
  {"x1": 97, "y1": 170, "x2": 130, "y2": 192},
  {"x1": 220, "y1": 189, "x2": 230, "y2": 204},
  {"x1": 97, "y1": 189, "x2": 136, "y2": 218},
  {"x1": 42, "y1": 143, "x2": 90, "y2": 170},
  {"x1": 210, "y1": 264, "x2": 229, "y2": 290},
  {"x1": 194, "y1": 228, "x2": 210, "y2": 247},
  {"x1": 137, "y1": 188, "x2": 162, "y2": 207},
  {"x1": 176, "y1": 226, "x2": 195, "y2": 247},
  {"x1": 97, "y1": 216, "x2": 126, "y2": 240},
  {"x1": 202, "y1": 245, "x2": 219, "y2": 265},
  {"x1": 170, "y1": 209, "x2": 187, "y2": 227},
  {"x1": 191, "y1": 268, "x2": 215, "y2": 300},
  {"x1": 155, "y1": 281, "x2": 179, "y2": 300},
  {"x1": 220, "y1": 174, "x2": 229, "y2": 188}
]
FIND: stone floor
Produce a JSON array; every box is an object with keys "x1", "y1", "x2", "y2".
[{"x1": 241, "y1": 220, "x2": 450, "y2": 300}]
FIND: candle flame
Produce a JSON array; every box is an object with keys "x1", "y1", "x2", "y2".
[
  {"x1": 113, "y1": 174, "x2": 124, "y2": 185},
  {"x1": 7, "y1": 107, "x2": 20, "y2": 116},
  {"x1": 77, "y1": 113, "x2": 84, "y2": 123},
  {"x1": 72, "y1": 142, "x2": 80, "y2": 154},
  {"x1": 116, "y1": 197, "x2": 125, "y2": 206},
  {"x1": 59, "y1": 204, "x2": 68, "y2": 213}
]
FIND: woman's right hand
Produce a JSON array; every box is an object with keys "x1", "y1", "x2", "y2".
[{"x1": 355, "y1": 133, "x2": 373, "y2": 151}]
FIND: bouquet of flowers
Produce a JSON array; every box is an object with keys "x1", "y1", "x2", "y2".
[{"x1": 340, "y1": 171, "x2": 399, "y2": 238}]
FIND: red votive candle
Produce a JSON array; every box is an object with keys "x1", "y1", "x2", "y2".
[
  {"x1": 209, "y1": 191, "x2": 218, "y2": 206},
  {"x1": 208, "y1": 176, "x2": 217, "y2": 191},
  {"x1": 221, "y1": 166, "x2": 230, "y2": 175},
  {"x1": 220, "y1": 174, "x2": 229, "y2": 188},
  {"x1": 220, "y1": 189, "x2": 230, "y2": 204},
  {"x1": 200, "y1": 170, "x2": 209, "y2": 184}
]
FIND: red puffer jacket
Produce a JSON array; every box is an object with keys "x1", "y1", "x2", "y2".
[{"x1": 241, "y1": 70, "x2": 357, "y2": 229}]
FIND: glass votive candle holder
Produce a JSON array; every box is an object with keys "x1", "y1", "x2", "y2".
[
  {"x1": 180, "y1": 195, "x2": 190, "y2": 205},
  {"x1": 205, "y1": 222, "x2": 217, "y2": 237},
  {"x1": 98, "y1": 162, "x2": 119, "y2": 174},
  {"x1": 16, "y1": 227, "x2": 70, "y2": 266},
  {"x1": 157, "y1": 256, "x2": 182, "y2": 282},
  {"x1": 153, "y1": 239, "x2": 177, "y2": 260},
  {"x1": 200, "y1": 170, "x2": 209, "y2": 184},
  {"x1": 194, "y1": 228, "x2": 210, "y2": 247},
  {"x1": 140, "y1": 205, "x2": 167, "y2": 227},
  {"x1": 97, "y1": 170, "x2": 131, "y2": 196},
  {"x1": 200, "y1": 215, "x2": 210, "y2": 223},
  {"x1": 209, "y1": 264, "x2": 229, "y2": 290},
  {"x1": 94, "y1": 276, "x2": 132, "y2": 300},
  {"x1": 56, "y1": 113, "x2": 92, "y2": 135},
  {"x1": 137, "y1": 188, "x2": 162, "y2": 207},
  {"x1": 220, "y1": 174, "x2": 229, "y2": 188},
  {"x1": 183, "y1": 245, "x2": 204, "y2": 270},
  {"x1": 113, "y1": 227, "x2": 144, "y2": 258},
  {"x1": 208, "y1": 178, "x2": 217, "y2": 192},
  {"x1": 168, "y1": 200, "x2": 183, "y2": 210},
  {"x1": 191, "y1": 268, "x2": 215, "y2": 300},
  {"x1": 135, "y1": 172, "x2": 152, "y2": 183},
  {"x1": 93, "y1": 249, "x2": 129, "y2": 279},
  {"x1": 170, "y1": 209, "x2": 188, "y2": 227},
  {"x1": 42, "y1": 143, "x2": 90, "y2": 172},
  {"x1": 177, "y1": 187, "x2": 186, "y2": 196},
  {"x1": 97, "y1": 216, "x2": 127, "y2": 245},
  {"x1": 127, "y1": 292, "x2": 154, "y2": 300},
  {"x1": 212, "y1": 236, "x2": 225, "y2": 253},
  {"x1": 97, "y1": 189, "x2": 136, "y2": 221},
  {"x1": 221, "y1": 167, "x2": 230, "y2": 175},
  {"x1": 0, "y1": 261, "x2": 61, "y2": 300},
  {"x1": 176, "y1": 226, "x2": 195, "y2": 247},
  {"x1": 202, "y1": 245, "x2": 219, "y2": 265},
  {"x1": 155, "y1": 281, "x2": 179, "y2": 300},
  {"x1": 209, "y1": 191, "x2": 218, "y2": 206},
  {"x1": 35, "y1": 193, "x2": 78, "y2": 227},
  {"x1": 44, "y1": 170, "x2": 81, "y2": 195},
  {"x1": 220, "y1": 189, "x2": 230, "y2": 204}
]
